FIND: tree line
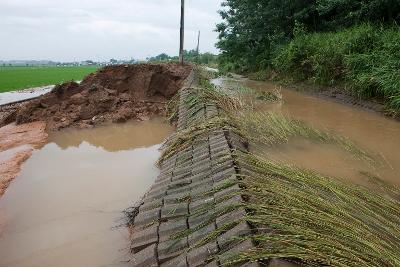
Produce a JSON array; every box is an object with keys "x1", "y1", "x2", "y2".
[
  {"x1": 216, "y1": 0, "x2": 400, "y2": 71},
  {"x1": 147, "y1": 50, "x2": 218, "y2": 65},
  {"x1": 216, "y1": 0, "x2": 400, "y2": 114}
]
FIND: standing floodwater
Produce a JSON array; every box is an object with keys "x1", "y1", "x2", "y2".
[
  {"x1": 213, "y1": 77, "x2": 400, "y2": 187},
  {"x1": 0, "y1": 118, "x2": 174, "y2": 267}
]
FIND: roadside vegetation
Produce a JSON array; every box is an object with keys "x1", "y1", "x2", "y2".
[
  {"x1": 161, "y1": 69, "x2": 400, "y2": 266},
  {"x1": 0, "y1": 66, "x2": 99, "y2": 92},
  {"x1": 216, "y1": 0, "x2": 400, "y2": 115},
  {"x1": 148, "y1": 50, "x2": 218, "y2": 67}
]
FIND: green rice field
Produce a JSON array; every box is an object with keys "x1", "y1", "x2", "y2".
[{"x1": 0, "y1": 66, "x2": 100, "y2": 93}]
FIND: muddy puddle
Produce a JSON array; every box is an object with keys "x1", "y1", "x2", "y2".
[
  {"x1": 0, "y1": 118, "x2": 174, "y2": 267},
  {"x1": 213, "y1": 77, "x2": 400, "y2": 187}
]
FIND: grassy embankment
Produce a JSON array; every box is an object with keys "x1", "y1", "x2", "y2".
[
  {"x1": 162, "y1": 69, "x2": 400, "y2": 266},
  {"x1": 0, "y1": 66, "x2": 99, "y2": 93},
  {"x1": 247, "y1": 24, "x2": 400, "y2": 116}
]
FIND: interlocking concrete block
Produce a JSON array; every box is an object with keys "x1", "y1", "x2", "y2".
[
  {"x1": 161, "y1": 203, "x2": 189, "y2": 220},
  {"x1": 151, "y1": 178, "x2": 171, "y2": 191},
  {"x1": 187, "y1": 242, "x2": 219, "y2": 267},
  {"x1": 216, "y1": 209, "x2": 247, "y2": 228},
  {"x1": 189, "y1": 196, "x2": 215, "y2": 212},
  {"x1": 188, "y1": 223, "x2": 216, "y2": 246},
  {"x1": 210, "y1": 140, "x2": 229, "y2": 151},
  {"x1": 204, "y1": 260, "x2": 220, "y2": 267},
  {"x1": 193, "y1": 151, "x2": 211, "y2": 162},
  {"x1": 212, "y1": 156, "x2": 234, "y2": 167},
  {"x1": 176, "y1": 151, "x2": 192, "y2": 162},
  {"x1": 192, "y1": 163, "x2": 212, "y2": 176},
  {"x1": 134, "y1": 208, "x2": 161, "y2": 228},
  {"x1": 158, "y1": 237, "x2": 188, "y2": 263},
  {"x1": 167, "y1": 185, "x2": 192, "y2": 195},
  {"x1": 217, "y1": 222, "x2": 252, "y2": 249},
  {"x1": 209, "y1": 132, "x2": 225, "y2": 141},
  {"x1": 174, "y1": 164, "x2": 194, "y2": 176},
  {"x1": 164, "y1": 192, "x2": 190, "y2": 205},
  {"x1": 214, "y1": 184, "x2": 241, "y2": 202},
  {"x1": 160, "y1": 253, "x2": 188, "y2": 267},
  {"x1": 161, "y1": 156, "x2": 177, "y2": 169},
  {"x1": 212, "y1": 160, "x2": 235, "y2": 174},
  {"x1": 241, "y1": 262, "x2": 261, "y2": 267},
  {"x1": 268, "y1": 259, "x2": 299, "y2": 267},
  {"x1": 159, "y1": 219, "x2": 188, "y2": 242},
  {"x1": 193, "y1": 144, "x2": 209, "y2": 154},
  {"x1": 131, "y1": 224, "x2": 159, "y2": 252},
  {"x1": 156, "y1": 172, "x2": 172, "y2": 183},
  {"x1": 210, "y1": 149, "x2": 232, "y2": 160},
  {"x1": 173, "y1": 171, "x2": 192, "y2": 182},
  {"x1": 131, "y1": 243, "x2": 158, "y2": 267},
  {"x1": 190, "y1": 180, "x2": 214, "y2": 197},
  {"x1": 210, "y1": 143, "x2": 230, "y2": 154},
  {"x1": 188, "y1": 211, "x2": 215, "y2": 228},
  {"x1": 144, "y1": 188, "x2": 167, "y2": 203},
  {"x1": 218, "y1": 240, "x2": 254, "y2": 266},
  {"x1": 191, "y1": 157, "x2": 212, "y2": 169},
  {"x1": 211, "y1": 167, "x2": 236, "y2": 183},
  {"x1": 190, "y1": 171, "x2": 212, "y2": 184},
  {"x1": 168, "y1": 177, "x2": 192, "y2": 189},
  {"x1": 139, "y1": 198, "x2": 163, "y2": 212}
]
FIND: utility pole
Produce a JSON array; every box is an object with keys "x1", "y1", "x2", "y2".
[
  {"x1": 196, "y1": 30, "x2": 201, "y2": 64},
  {"x1": 179, "y1": 0, "x2": 185, "y2": 65}
]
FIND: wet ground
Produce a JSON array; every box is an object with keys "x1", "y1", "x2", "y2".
[
  {"x1": 0, "y1": 122, "x2": 48, "y2": 196},
  {"x1": 0, "y1": 118, "x2": 174, "y2": 267},
  {"x1": 0, "y1": 85, "x2": 53, "y2": 106},
  {"x1": 213, "y1": 77, "x2": 400, "y2": 187}
]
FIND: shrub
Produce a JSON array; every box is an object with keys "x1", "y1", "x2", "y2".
[{"x1": 274, "y1": 24, "x2": 400, "y2": 114}]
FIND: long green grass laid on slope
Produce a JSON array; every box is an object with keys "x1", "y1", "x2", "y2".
[
  {"x1": 230, "y1": 152, "x2": 400, "y2": 267},
  {"x1": 163, "y1": 69, "x2": 400, "y2": 266}
]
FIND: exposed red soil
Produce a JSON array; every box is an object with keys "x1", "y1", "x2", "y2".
[
  {"x1": 0, "y1": 63, "x2": 191, "y2": 198},
  {"x1": 0, "y1": 121, "x2": 48, "y2": 196},
  {"x1": 2, "y1": 63, "x2": 192, "y2": 131}
]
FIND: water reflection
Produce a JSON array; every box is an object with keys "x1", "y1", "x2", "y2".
[{"x1": 48, "y1": 118, "x2": 174, "y2": 152}]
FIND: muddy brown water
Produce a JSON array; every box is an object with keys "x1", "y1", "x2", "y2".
[
  {"x1": 213, "y1": 77, "x2": 400, "y2": 187},
  {"x1": 0, "y1": 118, "x2": 174, "y2": 267}
]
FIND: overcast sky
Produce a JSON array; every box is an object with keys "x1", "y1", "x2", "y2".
[{"x1": 0, "y1": 0, "x2": 223, "y2": 61}]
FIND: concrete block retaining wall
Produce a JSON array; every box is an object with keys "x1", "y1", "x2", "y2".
[{"x1": 129, "y1": 70, "x2": 259, "y2": 267}]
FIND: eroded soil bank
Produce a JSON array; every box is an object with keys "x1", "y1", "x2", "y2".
[
  {"x1": 0, "y1": 63, "x2": 191, "y2": 197},
  {"x1": 0, "y1": 122, "x2": 48, "y2": 196},
  {"x1": 0, "y1": 63, "x2": 191, "y2": 131}
]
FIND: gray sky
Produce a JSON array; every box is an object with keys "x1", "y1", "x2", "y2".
[{"x1": 0, "y1": 0, "x2": 223, "y2": 61}]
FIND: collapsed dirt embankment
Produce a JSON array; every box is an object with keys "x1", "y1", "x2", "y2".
[
  {"x1": 0, "y1": 63, "x2": 191, "y2": 197},
  {"x1": 1, "y1": 63, "x2": 192, "y2": 131}
]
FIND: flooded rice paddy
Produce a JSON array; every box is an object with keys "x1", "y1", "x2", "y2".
[
  {"x1": 213, "y1": 77, "x2": 400, "y2": 187},
  {"x1": 0, "y1": 118, "x2": 174, "y2": 267}
]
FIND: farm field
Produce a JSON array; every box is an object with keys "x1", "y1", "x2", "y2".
[{"x1": 0, "y1": 66, "x2": 99, "y2": 92}]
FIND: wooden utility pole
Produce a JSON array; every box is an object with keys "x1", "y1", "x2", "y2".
[
  {"x1": 179, "y1": 0, "x2": 185, "y2": 65},
  {"x1": 196, "y1": 30, "x2": 201, "y2": 63}
]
